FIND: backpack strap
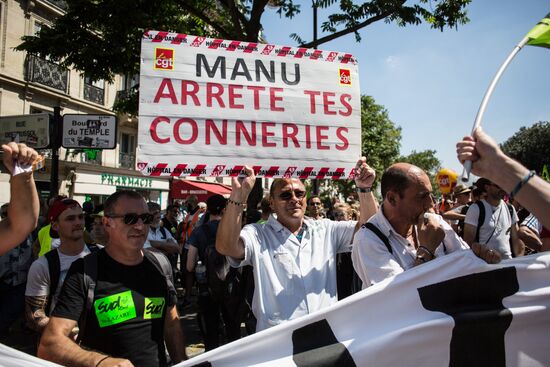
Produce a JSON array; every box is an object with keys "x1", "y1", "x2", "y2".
[
  {"x1": 144, "y1": 250, "x2": 176, "y2": 300},
  {"x1": 76, "y1": 250, "x2": 98, "y2": 344},
  {"x1": 475, "y1": 201, "x2": 485, "y2": 243},
  {"x1": 45, "y1": 249, "x2": 60, "y2": 316},
  {"x1": 363, "y1": 222, "x2": 392, "y2": 255},
  {"x1": 159, "y1": 226, "x2": 167, "y2": 240}
]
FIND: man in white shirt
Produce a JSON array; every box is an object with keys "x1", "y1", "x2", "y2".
[
  {"x1": 25, "y1": 199, "x2": 90, "y2": 335},
  {"x1": 464, "y1": 178, "x2": 522, "y2": 259},
  {"x1": 352, "y1": 163, "x2": 475, "y2": 288},
  {"x1": 216, "y1": 158, "x2": 378, "y2": 331}
]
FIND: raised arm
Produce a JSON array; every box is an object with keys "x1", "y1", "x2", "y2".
[
  {"x1": 353, "y1": 157, "x2": 378, "y2": 233},
  {"x1": 457, "y1": 127, "x2": 550, "y2": 228},
  {"x1": 216, "y1": 166, "x2": 256, "y2": 259},
  {"x1": 0, "y1": 143, "x2": 40, "y2": 255}
]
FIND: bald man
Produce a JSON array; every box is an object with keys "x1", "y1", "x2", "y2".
[
  {"x1": 352, "y1": 163, "x2": 492, "y2": 287},
  {"x1": 216, "y1": 158, "x2": 378, "y2": 331}
]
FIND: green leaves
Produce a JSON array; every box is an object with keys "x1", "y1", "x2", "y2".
[{"x1": 501, "y1": 121, "x2": 550, "y2": 173}]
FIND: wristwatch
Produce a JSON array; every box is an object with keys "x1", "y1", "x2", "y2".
[{"x1": 356, "y1": 187, "x2": 372, "y2": 193}]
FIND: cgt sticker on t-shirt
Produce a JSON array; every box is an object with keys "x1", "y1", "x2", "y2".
[
  {"x1": 144, "y1": 297, "x2": 165, "y2": 319},
  {"x1": 94, "y1": 290, "x2": 137, "y2": 328}
]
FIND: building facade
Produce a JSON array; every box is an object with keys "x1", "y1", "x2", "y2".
[{"x1": 0, "y1": 0, "x2": 174, "y2": 207}]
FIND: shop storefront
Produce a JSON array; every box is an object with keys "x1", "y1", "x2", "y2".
[{"x1": 170, "y1": 179, "x2": 231, "y2": 202}]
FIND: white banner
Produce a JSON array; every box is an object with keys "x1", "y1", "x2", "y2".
[
  {"x1": 174, "y1": 251, "x2": 550, "y2": 367},
  {"x1": 2, "y1": 251, "x2": 548, "y2": 366},
  {"x1": 138, "y1": 31, "x2": 361, "y2": 178}
]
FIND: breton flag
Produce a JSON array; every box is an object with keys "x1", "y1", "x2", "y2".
[
  {"x1": 173, "y1": 251, "x2": 550, "y2": 367},
  {"x1": 1, "y1": 251, "x2": 549, "y2": 366},
  {"x1": 526, "y1": 13, "x2": 550, "y2": 48},
  {"x1": 461, "y1": 10, "x2": 550, "y2": 181}
]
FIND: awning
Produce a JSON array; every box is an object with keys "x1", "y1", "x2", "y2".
[{"x1": 171, "y1": 180, "x2": 232, "y2": 202}]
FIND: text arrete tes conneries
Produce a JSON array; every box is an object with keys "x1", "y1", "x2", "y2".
[{"x1": 149, "y1": 54, "x2": 353, "y2": 151}]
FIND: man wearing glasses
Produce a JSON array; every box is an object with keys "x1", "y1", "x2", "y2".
[
  {"x1": 38, "y1": 190, "x2": 186, "y2": 366},
  {"x1": 216, "y1": 158, "x2": 378, "y2": 331}
]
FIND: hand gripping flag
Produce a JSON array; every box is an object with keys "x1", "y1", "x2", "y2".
[
  {"x1": 526, "y1": 13, "x2": 550, "y2": 48},
  {"x1": 461, "y1": 11, "x2": 550, "y2": 181}
]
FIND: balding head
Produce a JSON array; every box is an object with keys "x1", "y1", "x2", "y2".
[{"x1": 381, "y1": 163, "x2": 427, "y2": 200}]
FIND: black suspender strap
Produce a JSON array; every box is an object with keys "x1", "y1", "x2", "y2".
[
  {"x1": 76, "y1": 251, "x2": 98, "y2": 344},
  {"x1": 363, "y1": 222, "x2": 393, "y2": 254}
]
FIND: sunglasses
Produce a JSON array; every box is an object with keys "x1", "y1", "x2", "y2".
[
  {"x1": 106, "y1": 213, "x2": 154, "y2": 225},
  {"x1": 279, "y1": 190, "x2": 306, "y2": 201}
]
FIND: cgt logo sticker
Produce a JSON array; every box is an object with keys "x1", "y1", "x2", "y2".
[
  {"x1": 154, "y1": 48, "x2": 174, "y2": 70},
  {"x1": 339, "y1": 68, "x2": 351, "y2": 86}
]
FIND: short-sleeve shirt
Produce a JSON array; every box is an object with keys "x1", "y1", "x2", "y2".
[
  {"x1": 187, "y1": 220, "x2": 219, "y2": 262},
  {"x1": 143, "y1": 226, "x2": 175, "y2": 249},
  {"x1": 25, "y1": 246, "x2": 90, "y2": 311},
  {"x1": 0, "y1": 235, "x2": 32, "y2": 287},
  {"x1": 521, "y1": 214, "x2": 542, "y2": 235},
  {"x1": 464, "y1": 199, "x2": 518, "y2": 259},
  {"x1": 228, "y1": 215, "x2": 355, "y2": 331},
  {"x1": 52, "y1": 249, "x2": 176, "y2": 366},
  {"x1": 352, "y1": 209, "x2": 468, "y2": 287}
]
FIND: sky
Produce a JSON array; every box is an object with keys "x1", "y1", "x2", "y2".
[{"x1": 261, "y1": 0, "x2": 550, "y2": 178}]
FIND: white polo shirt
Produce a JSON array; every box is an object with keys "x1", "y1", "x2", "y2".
[
  {"x1": 352, "y1": 208, "x2": 468, "y2": 288},
  {"x1": 228, "y1": 214, "x2": 355, "y2": 331}
]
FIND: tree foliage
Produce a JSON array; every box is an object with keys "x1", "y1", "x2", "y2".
[
  {"x1": 398, "y1": 149, "x2": 442, "y2": 196},
  {"x1": 17, "y1": 0, "x2": 472, "y2": 114},
  {"x1": 322, "y1": 95, "x2": 402, "y2": 200},
  {"x1": 501, "y1": 121, "x2": 550, "y2": 173}
]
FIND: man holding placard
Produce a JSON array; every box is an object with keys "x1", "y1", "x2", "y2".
[{"x1": 216, "y1": 158, "x2": 377, "y2": 331}]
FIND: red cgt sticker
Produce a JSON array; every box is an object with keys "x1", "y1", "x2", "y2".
[
  {"x1": 154, "y1": 48, "x2": 174, "y2": 70},
  {"x1": 339, "y1": 68, "x2": 351, "y2": 86}
]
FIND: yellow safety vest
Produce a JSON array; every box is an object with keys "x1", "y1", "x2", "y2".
[{"x1": 37, "y1": 224, "x2": 53, "y2": 257}]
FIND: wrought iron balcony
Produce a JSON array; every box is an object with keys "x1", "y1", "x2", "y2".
[
  {"x1": 26, "y1": 55, "x2": 68, "y2": 93},
  {"x1": 119, "y1": 152, "x2": 135, "y2": 170},
  {"x1": 44, "y1": 0, "x2": 68, "y2": 10},
  {"x1": 84, "y1": 84, "x2": 105, "y2": 105}
]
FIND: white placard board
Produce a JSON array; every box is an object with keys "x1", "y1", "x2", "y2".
[{"x1": 138, "y1": 31, "x2": 361, "y2": 178}]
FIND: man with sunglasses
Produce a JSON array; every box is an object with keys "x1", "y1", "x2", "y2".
[
  {"x1": 463, "y1": 178, "x2": 522, "y2": 259},
  {"x1": 25, "y1": 199, "x2": 90, "y2": 337},
  {"x1": 216, "y1": 158, "x2": 378, "y2": 331},
  {"x1": 38, "y1": 190, "x2": 186, "y2": 366}
]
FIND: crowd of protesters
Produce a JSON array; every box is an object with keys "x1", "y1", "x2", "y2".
[{"x1": 0, "y1": 127, "x2": 549, "y2": 366}]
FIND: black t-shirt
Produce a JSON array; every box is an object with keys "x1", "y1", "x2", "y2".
[
  {"x1": 162, "y1": 217, "x2": 178, "y2": 238},
  {"x1": 53, "y1": 249, "x2": 176, "y2": 366}
]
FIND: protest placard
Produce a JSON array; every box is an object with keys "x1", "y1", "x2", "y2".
[{"x1": 138, "y1": 31, "x2": 361, "y2": 178}]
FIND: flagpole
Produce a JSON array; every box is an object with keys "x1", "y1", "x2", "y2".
[{"x1": 461, "y1": 36, "x2": 530, "y2": 182}]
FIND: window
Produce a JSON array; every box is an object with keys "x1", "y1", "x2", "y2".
[
  {"x1": 120, "y1": 74, "x2": 139, "y2": 91},
  {"x1": 121, "y1": 133, "x2": 135, "y2": 153},
  {"x1": 119, "y1": 133, "x2": 136, "y2": 169},
  {"x1": 83, "y1": 76, "x2": 105, "y2": 105}
]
